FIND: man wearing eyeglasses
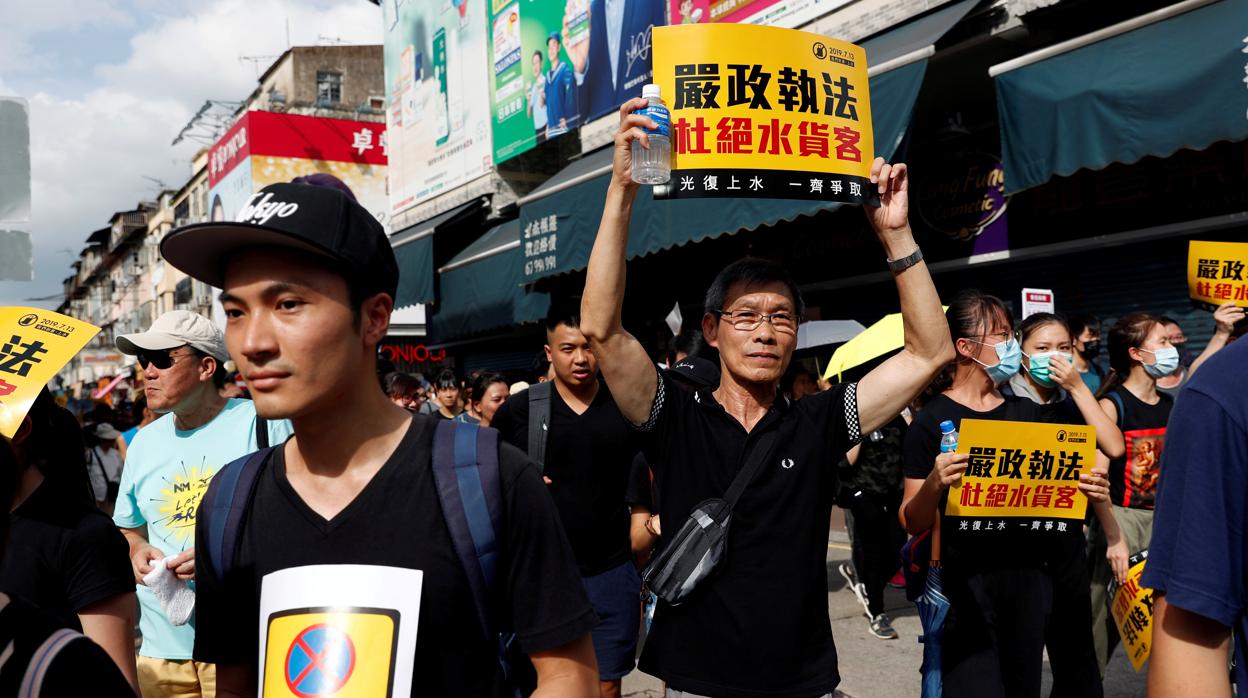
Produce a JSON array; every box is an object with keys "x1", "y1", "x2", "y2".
[
  {"x1": 112, "y1": 310, "x2": 292, "y2": 697},
  {"x1": 578, "y1": 100, "x2": 954, "y2": 696}
]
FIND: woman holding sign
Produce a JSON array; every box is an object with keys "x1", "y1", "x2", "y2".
[
  {"x1": 1002, "y1": 311, "x2": 1128, "y2": 695},
  {"x1": 900, "y1": 290, "x2": 1111, "y2": 698}
]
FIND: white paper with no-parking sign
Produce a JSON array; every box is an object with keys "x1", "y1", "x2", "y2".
[{"x1": 258, "y1": 564, "x2": 422, "y2": 697}]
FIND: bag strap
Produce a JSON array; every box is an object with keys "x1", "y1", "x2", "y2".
[
  {"x1": 431, "y1": 420, "x2": 505, "y2": 642},
  {"x1": 526, "y1": 382, "x2": 552, "y2": 472},
  {"x1": 255, "y1": 416, "x2": 270, "y2": 450},
  {"x1": 722, "y1": 429, "x2": 780, "y2": 510},
  {"x1": 19, "y1": 628, "x2": 83, "y2": 698},
  {"x1": 1107, "y1": 391, "x2": 1125, "y2": 430},
  {"x1": 202, "y1": 446, "x2": 276, "y2": 582}
]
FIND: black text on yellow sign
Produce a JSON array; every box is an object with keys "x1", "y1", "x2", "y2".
[
  {"x1": 652, "y1": 23, "x2": 875, "y2": 204},
  {"x1": 1188, "y1": 240, "x2": 1248, "y2": 310},
  {"x1": 946, "y1": 419, "x2": 1096, "y2": 522},
  {"x1": 0, "y1": 307, "x2": 99, "y2": 438},
  {"x1": 1107, "y1": 551, "x2": 1154, "y2": 673}
]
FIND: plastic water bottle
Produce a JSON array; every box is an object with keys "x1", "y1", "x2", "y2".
[
  {"x1": 939, "y1": 420, "x2": 959, "y2": 454},
  {"x1": 631, "y1": 84, "x2": 671, "y2": 185}
]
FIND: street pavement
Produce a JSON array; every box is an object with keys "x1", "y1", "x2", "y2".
[{"x1": 623, "y1": 530, "x2": 1147, "y2": 697}]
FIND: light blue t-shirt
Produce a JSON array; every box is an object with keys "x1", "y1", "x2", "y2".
[{"x1": 113, "y1": 398, "x2": 293, "y2": 660}]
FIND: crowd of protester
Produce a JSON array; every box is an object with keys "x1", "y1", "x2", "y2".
[{"x1": 2, "y1": 108, "x2": 1246, "y2": 697}]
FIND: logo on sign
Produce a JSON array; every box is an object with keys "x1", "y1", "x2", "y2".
[
  {"x1": 17, "y1": 314, "x2": 37, "y2": 327},
  {"x1": 285, "y1": 624, "x2": 356, "y2": 697},
  {"x1": 264, "y1": 607, "x2": 399, "y2": 697},
  {"x1": 812, "y1": 42, "x2": 827, "y2": 59}
]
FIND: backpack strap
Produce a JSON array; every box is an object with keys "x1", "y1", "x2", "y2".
[
  {"x1": 255, "y1": 416, "x2": 270, "y2": 450},
  {"x1": 201, "y1": 447, "x2": 276, "y2": 582},
  {"x1": 526, "y1": 382, "x2": 552, "y2": 472},
  {"x1": 19, "y1": 628, "x2": 83, "y2": 698},
  {"x1": 431, "y1": 420, "x2": 504, "y2": 641},
  {"x1": 1106, "y1": 391, "x2": 1125, "y2": 430}
]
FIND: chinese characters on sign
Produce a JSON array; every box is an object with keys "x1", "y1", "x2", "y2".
[
  {"x1": 0, "y1": 307, "x2": 99, "y2": 438},
  {"x1": 1107, "y1": 550, "x2": 1154, "y2": 672},
  {"x1": 946, "y1": 419, "x2": 1096, "y2": 525},
  {"x1": 652, "y1": 24, "x2": 874, "y2": 203},
  {"x1": 522, "y1": 214, "x2": 560, "y2": 277},
  {"x1": 1188, "y1": 240, "x2": 1248, "y2": 309}
]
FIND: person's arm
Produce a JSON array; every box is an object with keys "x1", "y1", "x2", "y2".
[
  {"x1": 845, "y1": 443, "x2": 862, "y2": 467},
  {"x1": 530, "y1": 633, "x2": 599, "y2": 696},
  {"x1": 1051, "y1": 355, "x2": 1124, "y2": 458},
  {"x1": 900, "y1": 453, "x2": 968, "y2": 535},
  {"x1": 1188, "y1": 302, "x2": 1245, "y2": 378},
  {"x1": 854, "y1": 161, "x2": 954, "y2": 435},
  {"x1": 1092, "y1": 499, "x2": 1129, "y2": 584},
  {"x1": 580, "y1": 98, "x2": 660, "y2": 426},
  {"x1": 120, "y1": 526, "x2": 163, "y2": 585},
  {"x1": 1148, "y1": 594, "x2": 1232, "y2": 698},
  {"x1": 214, "y1": 664, "x2": 256, "y2": 698},
  {"x1": 629, "y1": 505, "x2": 658, "y2": 563},
  {"x1": 78, "y1": 593, "x2": 139, "y2": 692}
]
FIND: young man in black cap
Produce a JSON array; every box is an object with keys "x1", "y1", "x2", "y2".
[{"x1": 161, "y1": 183, "x2": 599, "y2": 696}]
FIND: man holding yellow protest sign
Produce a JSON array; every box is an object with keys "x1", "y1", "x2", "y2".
[{"x1": 901, "y1": 290, "x2": 1111, "y2": 697}]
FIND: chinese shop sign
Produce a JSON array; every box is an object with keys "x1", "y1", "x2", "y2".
[
  {"x1": 1107, "y1": 550, "x2": 1154, "y2": 672},
  {"x1": 0, "y1": 307, "x2": 98, "y2": 438},
  {"x1": 652, "y1": 23, "x2": 874, "y2": 203},
  {"x1": 947, "y1": 419, "x2": 1096, "y2": 522},
  {"x1": 1188, "y1": 240, "x2": 1248, "y2": 310}
]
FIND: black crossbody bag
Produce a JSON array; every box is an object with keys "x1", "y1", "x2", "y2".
[{"x1": 642, "y1": 429, "x2": 779, "y2": 605}]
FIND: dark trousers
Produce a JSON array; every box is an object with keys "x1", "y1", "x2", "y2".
[
  {"x1": 943, "y1": 566, "x2": 1052, "y2": 698},
  {"x1": 845, "y1": 489, "x2": 905, "y2": 616},
  {"x1": 1044, "y1": 535, "x2": 1103, "y2": 698}
]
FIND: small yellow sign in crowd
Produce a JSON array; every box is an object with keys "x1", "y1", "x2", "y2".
[
  {"x1": 1108, "y1": 551, "x2": 1154, "y2": 672},
  {"x1": 0, "y1": 307, "x2": 98, "y2": 438},
  {"x1": 1188, "y1": 240, "x2": 1248, "y2": 310}
]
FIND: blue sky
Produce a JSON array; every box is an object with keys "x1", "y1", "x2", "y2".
[{"x1": 0, "y1": 0, "x2": 384, "y2": 308}]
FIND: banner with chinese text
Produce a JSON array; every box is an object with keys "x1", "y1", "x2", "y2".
[
  {"x1": 669, "y1": 0, "x2": 852, "y2": 30},
  {"x1": 1107, "y1": 550, "x2": 1153, "y2": 672},
  {"x1": 947, "y1": 419, "x2": 1095, "y2": 521},
  {"x1": 1188, "y1": 240, "x2": 1248, "y2": 310},
  {"x1": 652, "y1": 23, "x2": 874, "y2": 202},
  {"x1": 0, "y1": 308, "x2": 98, "y2": 438}
]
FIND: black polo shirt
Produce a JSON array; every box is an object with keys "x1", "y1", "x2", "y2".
[{"x1": 636, "y1": 371, "x2": 860, "y2": 698}]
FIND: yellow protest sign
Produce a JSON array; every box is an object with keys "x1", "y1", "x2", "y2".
[
  {"x1": 946, "y1": 419, "x2": 1095, "y2": 522},
  {"x1": 263, "y1": 607, "x2": 399, "y2": 697},
  {"x1": 0, "y1": 307, "x2": 98, "y2": 438},
  {"x1": 652, "y1": 23, "x2": 874, "y2": 203},
  {"x1": 1188, "y1": 240, "x2": 1248, "y2": 309},
  {"x1": 1107, "y1": 551, "x2": 1154, "y2": 672}
]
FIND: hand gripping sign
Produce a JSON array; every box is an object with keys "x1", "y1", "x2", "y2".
[
  {"x1": 1188, "y1": 240, "x2": 1248, "y2": 310},
  {"x1": 652, "y1": 23, "x2": 875, "y2": 204},
  {"x1": 1107, "y1": 550, "x2": 1154, "y2": 672},
  {"x1": 946, "y1": 419, "x2": 1096, "y2": 525},
  {"x1": 0, "y1": 307, "x2": 99, "y2": 438}
]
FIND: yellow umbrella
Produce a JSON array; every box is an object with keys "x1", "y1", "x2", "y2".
[{"x1": 821, "y1": 308, "x2": 947, "y2": 381}]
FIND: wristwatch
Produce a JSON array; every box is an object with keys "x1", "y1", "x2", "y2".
[{"x1": 887, "y1": 246, "x2": 924, "y2": 274}]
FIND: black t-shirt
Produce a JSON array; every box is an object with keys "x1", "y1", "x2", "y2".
[
  {"x1": 636, "y1": 373, "x2": 860, "y2": 698},
  {"x1": 491, "y1": 383, "x2": 639, "y2": 576},
  {"x1": 625, "y1": 452, "x2": 656, "y2": 512},
  {"x1": 193, "y1": 416, "x2": 597, "y2": 697},
  {"x1": 902, "y1": 394, "x2": 1069, "y2": 572},
  {"x1": 1106, "y1": 387, "x2": 1172, "y2": 509},
  {"x1": 0, "y1": 595, "x2": 135, "y2": 697},
  {"x1": 0, "y1": 480, "x2": 134, "y2": 630}
]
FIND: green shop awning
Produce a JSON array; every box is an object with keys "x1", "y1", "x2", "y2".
[
  {"x1": 992, "y1": 0, "x2": 1248, "y2": 195},
  {"x1": 518, "y1": 58, "x2": 928, "y2": 282},
  {"x1": 429, "y1": 220, "x2": 550, "y2": 341},
  {"x1": 391, "y1": 197, "x2": 488, "y2": 307}
]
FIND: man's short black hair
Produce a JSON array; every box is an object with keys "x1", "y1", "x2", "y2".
[
  {"x1": 545, "y1": 306, "x2": 581, "y2": 335},
  {"x1": 1157, "y1": 316, "x2": 1181, "y2": 328},
  {"x1": 704, "y1": 258, "x2": 805, "y2": 318}
]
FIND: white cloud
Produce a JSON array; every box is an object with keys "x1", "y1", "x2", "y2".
[{"x1": 0, "y1": 0, "x2": 384, "y2": 307}]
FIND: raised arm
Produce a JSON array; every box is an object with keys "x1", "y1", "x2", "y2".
[
  {"x1": 855, "y1": 161, "x2": 954, "y2": 435},
  {"x1": 580, "y1": 98, "x2": 660, "y2": 425},
  {"x1": 1188, "y1": 302, "x2": 1245, "y2": 378}
]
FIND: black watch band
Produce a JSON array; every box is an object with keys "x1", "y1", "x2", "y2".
[{"x1": 887, "y1": 247, "x2": 923, "y2": 274}]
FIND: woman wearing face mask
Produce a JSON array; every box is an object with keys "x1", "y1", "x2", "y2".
[
  {"x1": 1067, "y1": 313, "x2": 1107, "y2": 394},
  {"x1": 1002, "y1": 312, "x2": 1128, "y2": 696},
  {"x1": 901, "y1": 291, "x2": 1110, "y2": 697},
  {"x1": 1086, "y1": 313, "x2": 1176, "y2": 675}
]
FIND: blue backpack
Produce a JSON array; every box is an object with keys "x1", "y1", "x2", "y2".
[{"x1": 200, "y1": 419, "x2": 532, "y2": 695}]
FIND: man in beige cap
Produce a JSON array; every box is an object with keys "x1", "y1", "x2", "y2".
[{"x1": 112, "y1": 310, "x2": 292, "y2": 697}]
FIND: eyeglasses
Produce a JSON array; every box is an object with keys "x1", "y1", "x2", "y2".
[
  {"x1": 137, "y1": 348, "x2": 187, "y2": 370},
  {"x1": 716, "y1": 309, "x2": 799, "y2": 334}
]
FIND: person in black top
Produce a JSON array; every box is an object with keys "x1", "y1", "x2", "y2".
[
  {"x1": 901, "y1": 291, "x2": 1112, "y2": 698},
  {"x1": 491, "y1": 310, "x2": 643, "y2": 698},
  {"x1": 581, "y1": 99, "x2": 953, "y2": 697},
  {"x1": 1087, "y1": 313, "x2": 1179, "y2": 675},
  {"x1": 0, "y1": 390, "x2": 138, "y2": 691},
  {"x1": 159, "y1": 181, "x2": 599, "y2": 696}
]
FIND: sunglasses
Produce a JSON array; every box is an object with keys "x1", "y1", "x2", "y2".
[{"x1": 137, "y1": 348, "x2": 187, "y2": 370}]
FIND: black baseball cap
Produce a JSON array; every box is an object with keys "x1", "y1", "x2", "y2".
[
  {"x1": 666, "y1": 356, "x2": 720, "y2": 390},
  {"x1": 160, "y1": 182, "x2": 399, "y2": 299}
]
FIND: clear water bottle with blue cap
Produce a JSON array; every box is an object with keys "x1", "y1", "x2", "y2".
[
  {"x1": 632, "y1": 84, "x2": 671, "y2": 185},
  {"x1": 939, "y1": 420, "x2": 959, "y2": 454}
]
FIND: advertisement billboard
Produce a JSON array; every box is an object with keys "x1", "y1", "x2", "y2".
[
  {"x1": 207, "y1": 111, "x2": 389, "y2": 230},
  {"x1": 669, "y1": 0, "x2": 851, "y2": 29},
  {"x1": 381, "y1": 0, "x2": 494, "y2": 215},
  {"x1": 487, "y1": 0, "x2": 665, "y2": 163}
]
